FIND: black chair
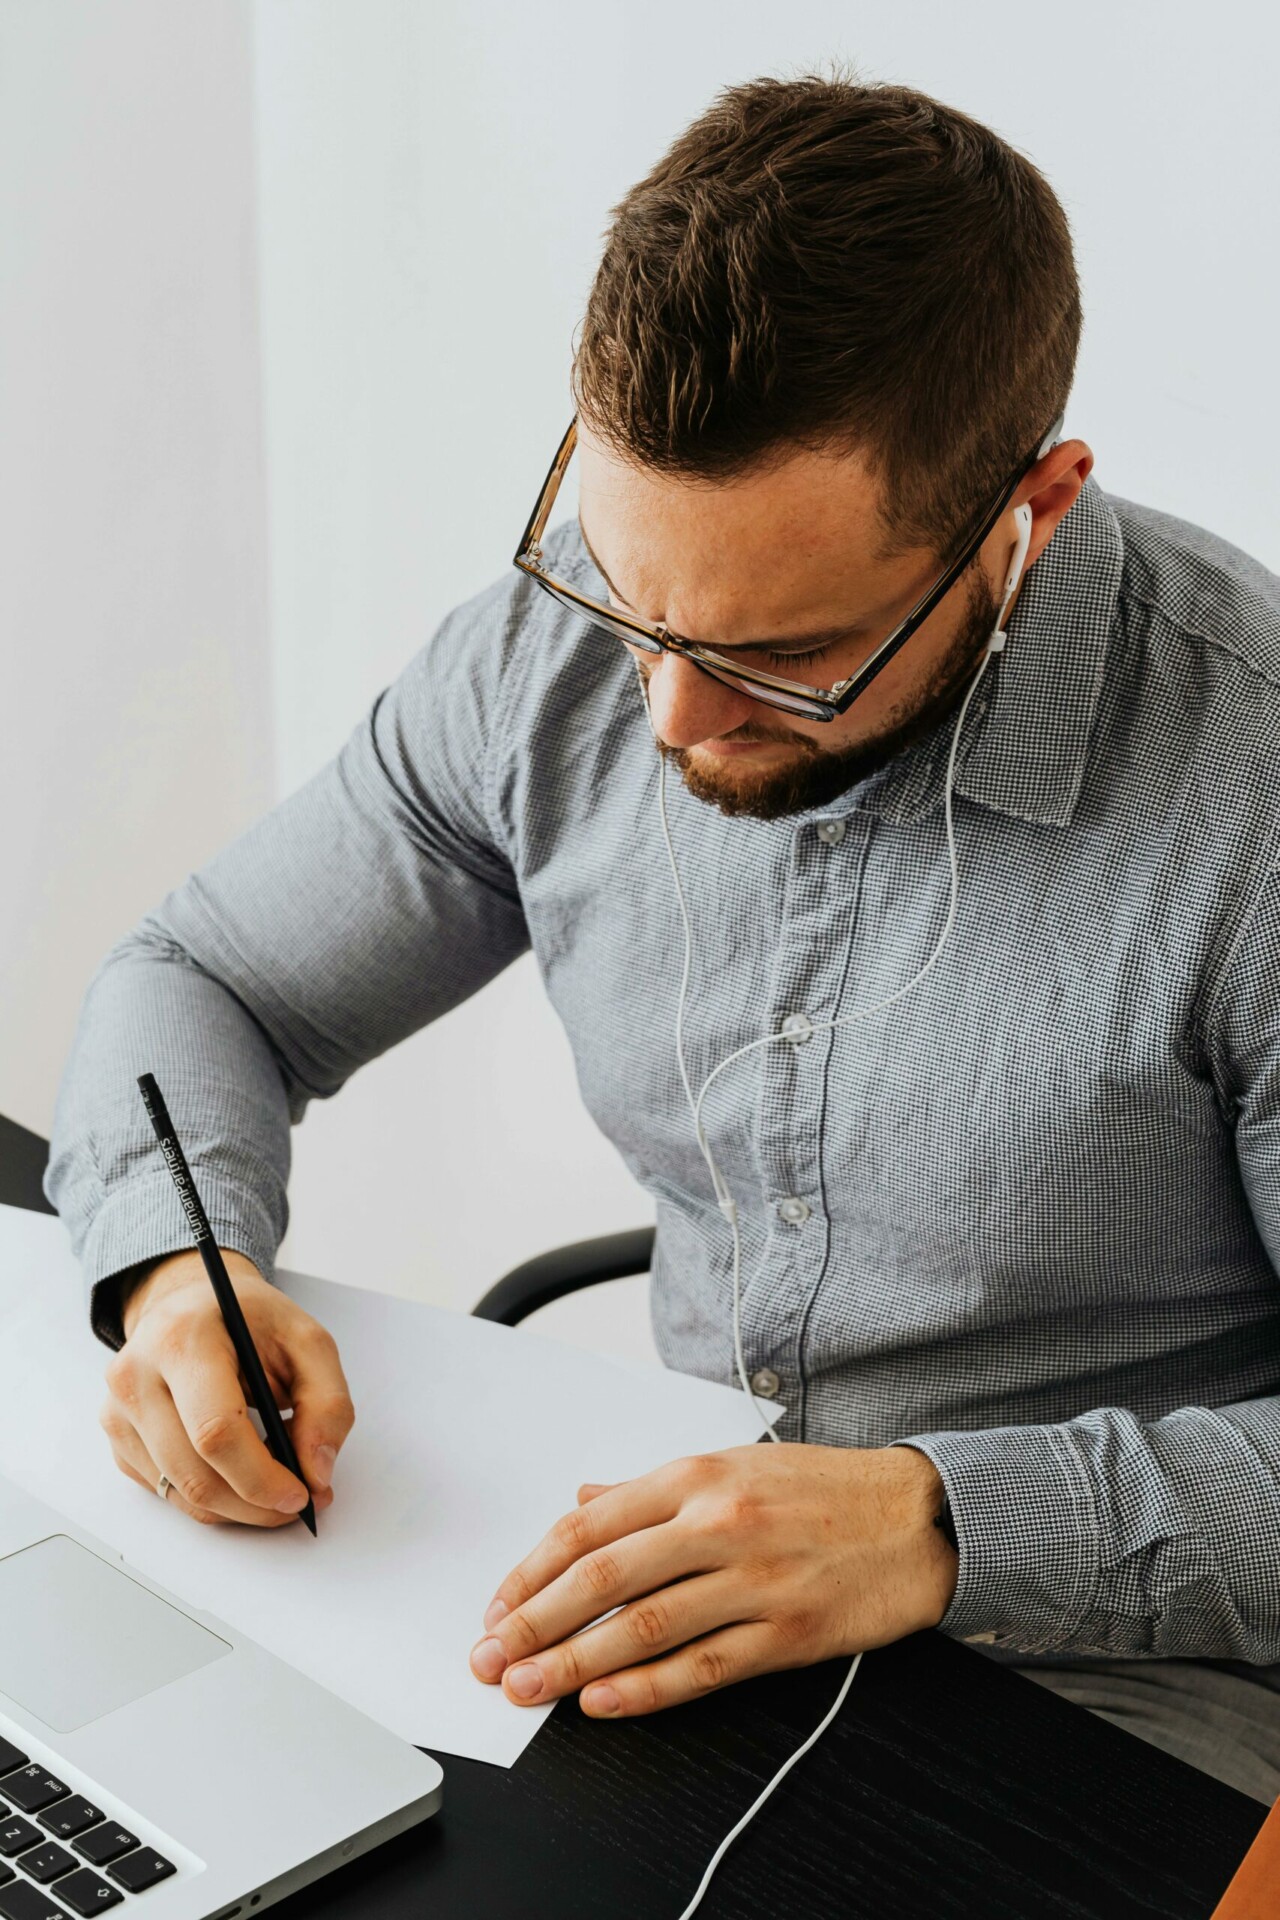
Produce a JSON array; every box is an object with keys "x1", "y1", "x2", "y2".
[{"x1": 471, "y1": 1226, "x2": 655, "y2": 1327}]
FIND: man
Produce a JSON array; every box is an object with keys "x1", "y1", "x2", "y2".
[{"x1": 46, "y1": 71, "x2": 1280, "y2": 1803}]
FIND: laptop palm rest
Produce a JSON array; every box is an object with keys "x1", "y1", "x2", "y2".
[{"x1": 0, "y1": 1533, "x2": 231, "y2": 1733}]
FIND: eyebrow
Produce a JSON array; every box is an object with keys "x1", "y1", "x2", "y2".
[{"x1": 575, "y1": 514, "x2": 870, "y2": 656}]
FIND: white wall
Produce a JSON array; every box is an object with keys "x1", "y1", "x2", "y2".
[
  {"x1": 0, "y1": 1, "x2": 273, "y2": 1130},
  {"x1": 249, "y1": 0, "x2": 660, "y2": 1339},
  {"x1": 6, "y1": 2, "x2": 1278, "y2": 1362}
]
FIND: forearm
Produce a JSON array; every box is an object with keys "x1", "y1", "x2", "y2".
[
  {"x1": 896, "y1": 1398, "x2": 1280, "y2": 1663},
  {"x1": 44, "y1": 613, "x2": 534, "y2": 1352},
  {"x1": 44, "y1": 920, "x2": 295, "y2": 1349}
]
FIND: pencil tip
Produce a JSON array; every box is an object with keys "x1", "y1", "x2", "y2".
[{"x1": 302, "y1": 1506, "x2": 318, "y2": 1536}]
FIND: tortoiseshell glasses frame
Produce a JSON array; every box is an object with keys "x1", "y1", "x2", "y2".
[{"x1": 513, "y1": 413, "x2": 1063, "y2": 721}]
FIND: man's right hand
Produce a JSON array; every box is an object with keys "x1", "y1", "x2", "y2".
[{"x1": 99, "y1": 1248, "x2": 355, "y2": 1527}]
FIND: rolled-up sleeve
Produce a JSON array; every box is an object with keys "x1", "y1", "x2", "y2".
[
  {"x1": 894, "y1": 863, "x2": 1280, "y2": 1662},
  {"x1": 44, "y1": 567, "x2": 533, "y2": 1347}
]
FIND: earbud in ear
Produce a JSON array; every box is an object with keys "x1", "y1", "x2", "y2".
[{"x1": 987, "y1": 504, "x2": 1034, "y2": 656}]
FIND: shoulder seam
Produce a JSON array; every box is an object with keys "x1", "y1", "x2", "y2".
[{"x1": 1122, "y1": 586, "x2": 1280, "y2": 697}]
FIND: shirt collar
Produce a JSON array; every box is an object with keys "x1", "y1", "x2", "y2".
[{"x1": 852, "y1": 475, "x2": 1123, "y2": 830}]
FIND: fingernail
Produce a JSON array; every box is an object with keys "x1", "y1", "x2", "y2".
[
  {"x1": 506, "y1": 1663, "x2": 543, "y2": 1701},
  {"x1": 313, "y1": 1444, "x2": 336, "y2": 1490},
  {"x1": 483, "y1": 1598, "x2": 508, "y2": 1630},
  {"x1": 276, "y1": 1485, "x2": 309, "y2": 1512},
  {"x1": 470, "y1": 1637, "x2": 509, "y2": 1682},
  {"x1": 583, "y1": 1684, "x2": 620, "y2": 1716}
]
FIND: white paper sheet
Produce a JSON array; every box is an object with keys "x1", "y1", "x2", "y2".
[{"x1": 0, "y1": 1203, "x2": 781, "y2": 1766}]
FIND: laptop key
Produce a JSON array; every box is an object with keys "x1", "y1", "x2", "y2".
[
  {"x1": 1, "y1": 1776, "x2": 68, "y2": 1818},
  {"x1": 107, "y1": 1850, "x2": 175, "y2": 1895},
  {"x1": 18, "y1": 1844, "x2": 78, "y2": 1885},
  {"x1": 68, "y1": 1831, "x2": 135, "y2": 1871},
  {"x1": 39, "y1": 1873, "x2": 121, "y2": 1917},
  {"x1": 0, "y1": 1745, "x2": 27, "y2": 1781},
  {"x1": 0, "y1": 1876, "x2": 74, "y2": 1919},
  {"x1": 0, "y1": 1819, "x2": 43, "y2": 1856},
  {"x1": 35, "y1": 1806, "x2": 102, "y2": 1845}
]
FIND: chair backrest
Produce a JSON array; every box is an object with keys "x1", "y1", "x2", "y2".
[{"x1": 471, "y1": 1227, "x2": 655, "y2": 1327}]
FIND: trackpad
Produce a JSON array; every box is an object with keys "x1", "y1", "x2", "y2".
[{"x1": 0, "y1": 1534, "x2": 231, "y2": 1732}]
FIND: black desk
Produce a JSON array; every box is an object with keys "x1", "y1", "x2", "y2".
[{"x1": 2, "y1": 1110, "x2": 1264, "y2": 1918}]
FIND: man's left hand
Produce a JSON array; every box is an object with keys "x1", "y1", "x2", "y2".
[{"x1": 469, "y1": 1442, "x2": 959, "y2": 1717}]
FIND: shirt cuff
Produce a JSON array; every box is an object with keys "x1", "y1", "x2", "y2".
[
  {"x1": 77, "y1": 1171, "x2": 281, "y2": 1351},
  {"x1": 891, "y1": 1422, "x2": 1103, "y2": 1654}
]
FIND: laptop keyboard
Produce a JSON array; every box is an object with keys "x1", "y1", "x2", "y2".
[{"x1": 0, "y1": 1735, "x2": 176, "y2": 1917}]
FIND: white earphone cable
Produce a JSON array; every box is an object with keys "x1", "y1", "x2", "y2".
[
  {"x1": 657, "y1": 626, "x2": 995, "y2": 1443},
  {"x1": 646, "y1": 505, "x2": 1031, "y2": 1918}
]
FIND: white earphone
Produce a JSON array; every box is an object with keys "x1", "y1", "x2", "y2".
[
  {"x1": 640, "y1": 501, "x2": 1035, "y2": 1919},
  {"x1": 987, "y1": 502, "x2": 1033, "y2": 656}
]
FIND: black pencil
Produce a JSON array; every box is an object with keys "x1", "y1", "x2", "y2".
[{"x1": 136, "y1": 1071, "x2": 317, "y2": 1536}]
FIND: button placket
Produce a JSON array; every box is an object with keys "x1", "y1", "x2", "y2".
[{"x1": 739, "y1": 822, "x2": 870, "y2": 1412}]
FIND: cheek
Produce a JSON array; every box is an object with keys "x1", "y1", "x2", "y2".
[{"x1": 836, "y1": 651, "x2": 930, "y2": 728}]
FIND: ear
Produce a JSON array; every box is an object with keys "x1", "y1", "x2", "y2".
[{"x1": 1018, "y1": 439, "x2": 1094, "y2": 568}]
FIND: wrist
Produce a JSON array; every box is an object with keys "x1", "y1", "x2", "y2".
[
  {"x1": 934, "y1": 1491, "x2": 959, "y2": 1552},
  {"x1": 887, "y1": 1444, "x2": 958, "y2": 1628},
  {"x1": 120, "y1": 1247, "x2": 261, "y2": 1341}
]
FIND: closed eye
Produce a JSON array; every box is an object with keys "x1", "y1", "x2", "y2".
[{"x1": 761, "y1": 644, "x2": 836, "y2": 672}]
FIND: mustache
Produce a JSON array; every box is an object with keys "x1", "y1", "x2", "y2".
[{"x1": 657, "y1": 719, "x2": 821, "y2": 757}]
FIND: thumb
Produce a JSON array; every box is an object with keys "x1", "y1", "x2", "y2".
[{"x1": 280, "y1": 1324, "x2": 356, "y2": 1493}]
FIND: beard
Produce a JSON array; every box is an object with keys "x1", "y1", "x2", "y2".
[{"x1": 656, "y1": 566, "x2": 1001, "y2": 821}]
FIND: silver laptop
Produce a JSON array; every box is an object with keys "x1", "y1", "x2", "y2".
[{"x1": 0, "y1": 1474, "x2": 442, "y2": 1920}]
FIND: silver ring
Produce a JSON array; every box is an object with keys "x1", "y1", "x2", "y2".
[{"x1": 156, "y1": 1472, "x2": 172, "y2": 1503}]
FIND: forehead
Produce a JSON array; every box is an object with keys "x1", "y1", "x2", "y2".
[{"x1": 574, "y1": 420, "x2": 924, "y2": 630}]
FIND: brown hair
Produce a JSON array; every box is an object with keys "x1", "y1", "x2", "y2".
[{"x1": 570, "y1": 64, "x2": 1081, "y2": 566}]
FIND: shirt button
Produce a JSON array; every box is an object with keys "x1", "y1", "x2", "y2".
[
  {"x1": 816, "y1": 818, "x2": 846, "y2": 845},
  {"x1": 964, "y1": 1632, "x2": 997, "y2": 1645},
  {"x1": 750, "y1": 1368, "x2": 781, "y2": 1398},
  {"x1": 776, "y1": 1196, "x2": 811, "y2": 1225},
  {"x1": 780, "y1": 1012, "x2": 813, "y2": 1045}
]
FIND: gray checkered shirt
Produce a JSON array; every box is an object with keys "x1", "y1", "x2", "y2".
[{"x1": 45, "y1": 475, "x2": 1280, "y2": 1669}]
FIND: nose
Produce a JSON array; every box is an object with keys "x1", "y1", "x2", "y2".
[{"x1": 643, "y1": 651, "x2": 758, "y2": 749}]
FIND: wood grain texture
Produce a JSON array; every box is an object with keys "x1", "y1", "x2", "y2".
[{"x1": 3, "y1": 1113, "x2": 1264, "y2": 1918}]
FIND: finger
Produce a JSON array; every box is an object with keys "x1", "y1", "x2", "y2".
[
  {"x1": 473, "y1": 1518, "x2": 708, "y2": 1676},
  {"x1": 125, "y1": 1370, "x2": 314, "y2": 1526},
  {"x1": 272, "y1": 1317, "x2": 355, "y2": 1496},
  {"x1": 576, "y1": 1481, "x2": 618, "y2": 1504},
  {"x1": 115, "y1": 1452, "x2": 231, "y2": 1526},
  {"x1": 580, "y1": 1621, "x2": 784, "y2": 1718},
  {"x1": 100, "y1": 1399, "x2": 260, "y2": 1528},
  {"x1": 483, "y1": 1468, "x2": 684, "y2": 1629},
  {"x1": 159, "y1": 1341, "x2": 319, "y2": 1519},
  {"x1": 492, "y1": 1571, "x2": 740, "y2": 1707}
]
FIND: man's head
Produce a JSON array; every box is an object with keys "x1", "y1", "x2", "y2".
[{"x1": 570, "y1": 68, "x2": 1094, "y2": 817}]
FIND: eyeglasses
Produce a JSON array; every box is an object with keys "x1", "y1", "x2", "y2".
[{"x1": 513, "y1": 412, "x2": 1064, "y2": 722}]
